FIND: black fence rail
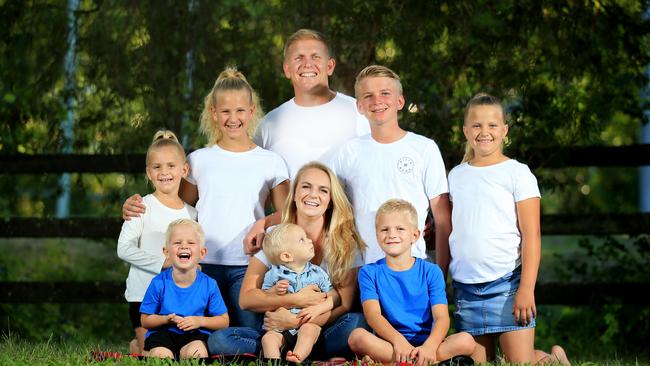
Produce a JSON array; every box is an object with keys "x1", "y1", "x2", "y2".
[
  {"x1": 1, "y1": 145, "x2": 649, "y2": 305},
  {"x1": 2, "y1": 144, "x2": 650, "y2": 174},
  {"x1": 1, "y1": 281, "x2": 648, "y2": 305}
]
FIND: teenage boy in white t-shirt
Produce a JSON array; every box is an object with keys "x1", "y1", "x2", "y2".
[
  {"x1": 254, "y1": 29, "x2": 370, "y2": 179},
  {"x1": 329, "y1": 65, "x2": 452, "y2": 275}
]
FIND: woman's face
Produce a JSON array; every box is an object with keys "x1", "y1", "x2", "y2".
[{"x1": 293, "y1": 167, "x2": 332, "y2": 219}]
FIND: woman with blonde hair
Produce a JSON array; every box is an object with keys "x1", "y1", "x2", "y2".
[{"x1": 208, "y1": 161, "x2": 367, "y2": 359}]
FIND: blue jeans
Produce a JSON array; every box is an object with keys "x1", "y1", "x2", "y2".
[
  {"x1": 208, "y1": 312, "x2": 369, "y2": 358},
  {"x1": 201, "y1": 264, "x2": 263, "y2": 329}
]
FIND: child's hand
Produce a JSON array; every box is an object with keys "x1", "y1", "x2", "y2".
[
  {"x1": 512, "y1": 287, "x2": 536, "y2": 326},
  {"x1": 176, "y1": 316, "x2": 202, "y2": 331},
  {"x1": 410, "y1": 345, "x2": 437, "y2": 366},
  {"x1": 274, "y1": 279, "x2": 289, "y2": 295},
  {"x1": 166, "y1": 313, "x2": 179, "y2": 323},
  {"x1": 392, "y1": 338, "x2": 415, "y2": 364}
]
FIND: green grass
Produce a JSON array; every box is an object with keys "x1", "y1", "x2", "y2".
[{"x1": 1, "y1": 333, "x2": 649, "y2": 366}]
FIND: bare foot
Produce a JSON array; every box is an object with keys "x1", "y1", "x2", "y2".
[
  {"x1": 286, "y1": 350, "x2": 303, "y2": 363},
  {"x1": 551, "y1": 345, "x2": 570, "y2": 366}
]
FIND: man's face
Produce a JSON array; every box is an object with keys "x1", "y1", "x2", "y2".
[{"x1": 283, "y1": 38, "x2": 335, "y2": 94}]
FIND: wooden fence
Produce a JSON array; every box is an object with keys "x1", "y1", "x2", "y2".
[{"x1": 1, "y1": 145, "x2": 649, "y2": 304}]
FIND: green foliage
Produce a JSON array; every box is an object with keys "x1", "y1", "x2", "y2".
[{"x1": 549, "y1": 235, "x2": 650, "y2": 355}]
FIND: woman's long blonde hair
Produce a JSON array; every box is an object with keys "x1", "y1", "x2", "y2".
[
  {"x1": 199, "y1": 66, "x2": 263, "y2": 145},
  {"x1": 281, "y1": 161, "x2": 366, "y2": 288}
]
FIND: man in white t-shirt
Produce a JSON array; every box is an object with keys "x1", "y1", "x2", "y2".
[
  {"x1": 329, "y1": 65, "x2": 452, "y2": 275},
  {"x1": 254, "y1": 29, "x2": 370, "y2": 178}
]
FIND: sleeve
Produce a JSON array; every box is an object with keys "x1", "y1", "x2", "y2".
[
  {"x1": 423, "y1": 140, "x2": 449, "y2": 199},
  {"x1": 185, "y1": 151, "x2": 198, "y2": 185},
  {"x1": 316, "y1": 267, "x2": 334, "y2": 292},
  {"x1": 254, "y1": 249, "x2": 272, "y2": 267},
  {"x1": 116, "y1": 213, "x2": 165, "y2": 274},
  {"x1": 513, "y1": 163, "x2": 541, "y2": 202},
  {"x1": 351, "y1": 247, "x2": 365, "y2": 269},
  {"x1": 207, "y1": 277, "x2": 228, "y2": 316},
  {"x1": 271, "y1": 153, "x2": 290, "y2": 188},
  {"x1": 427, "y1": 263, "x2": 448, "y2": 306},
  {"x1": 140, "y1": 276, "x2": 162, "y2": 315},
  {"x1": 325, "y1": 144, "x2": 348, "y2": 187},
  {"x1": 358, "y1": 265, "x2": 379, "y2": 303},
  {"x1": 262, "y1": 266, "x2": 279, "y2": 290}
]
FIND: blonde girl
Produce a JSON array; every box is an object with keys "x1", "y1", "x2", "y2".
[
  {"x1": 117, "y1": 130, "x2": 198, "y2": 355},
  {"x1": 123, "y1": 67, "x2": 289, "y2": 329},
  {"x1": 448, "y1": 93, "x2": 569, "y2": 365},
  {"x1": 209, "y1": 161, "x2": 367, "y2": 359}
]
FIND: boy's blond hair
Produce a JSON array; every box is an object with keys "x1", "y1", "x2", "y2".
[
  {"x1": 263, "y1": 223, "x2": 300, "y2": 265},
  {"x1": 375, "y1": 199, "x2": 418, "y2": 229},
  {"x1": 283, "y1": 29, "x2": 332, "y2": 59},
  {"x1": 354, "y1": 65, "x2": 403, "y2": 98},
  {"x1": 165, "y1": 219, "x2": 205, "y2": 248}
]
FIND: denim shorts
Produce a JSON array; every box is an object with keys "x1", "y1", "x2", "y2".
[{"x1": 452, "y1": 266, "x2": 535, "y2": 336}]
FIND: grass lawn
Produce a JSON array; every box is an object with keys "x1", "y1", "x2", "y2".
[{"x1": 1, "y1": 334, "x2": 649, "y2": 366}]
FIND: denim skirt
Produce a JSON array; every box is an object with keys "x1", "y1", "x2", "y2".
[{"x1": 452, "y1": 266, "x2": 535, "y2": 336}]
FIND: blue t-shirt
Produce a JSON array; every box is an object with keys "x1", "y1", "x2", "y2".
[
  {"x1": 140, "y1": 268, "x2": 227, "y2": 338},
  {"x1": 358, "y1": 258, "x2": 447, "y2": 344}
]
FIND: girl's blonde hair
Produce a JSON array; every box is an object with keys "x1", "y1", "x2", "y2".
[
  {"x1": 199, "y1": 66, "x2": 263, "y2": 145},
  {"x1": 281, "y1": 161, "x2": 366, "y2": 287},
  {"x1": 146, "y1": 130, "x2": 186, "y2": 165},
  {"x1": 462, "y1": 93, "x2": 507, "y2": 163}
]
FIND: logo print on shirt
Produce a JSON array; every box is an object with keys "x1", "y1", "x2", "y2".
[{"x1": 397, "y1": 157, "x2": 414, "y2": 174}]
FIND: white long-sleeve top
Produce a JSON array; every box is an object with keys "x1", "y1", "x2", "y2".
[{"x1": 117, "y1": 194, "x2": 198, "y2": 302}]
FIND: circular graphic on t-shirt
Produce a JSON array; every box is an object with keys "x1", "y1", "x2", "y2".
[{"x1": 397, "y1": 157, "x2": 414, "y2": 174}]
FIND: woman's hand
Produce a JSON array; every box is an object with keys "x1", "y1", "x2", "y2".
[
  {"x1": 122, "y1": 194, "x2": 145, "y2": 220},
  {"x1": 264, "y1": 307, "x2": 299, "y2": 332},
  {"x1": 294, "y1": 284, "x2": 327, "y2": 308}
]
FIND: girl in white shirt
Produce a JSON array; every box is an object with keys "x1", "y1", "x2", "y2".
[
  {"x1": 117, "y1": 130, "x2": 198, "y2": 355},
  {"x1": 448, "y1": 93, "x2": 569, "y2": 366},
  {"x1": 123, "y1": 68, "x2": 289, "y2": 330}
]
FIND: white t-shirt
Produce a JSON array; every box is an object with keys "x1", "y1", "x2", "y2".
[
  {"x1": 254, "y1": 92, "x2": 370, "y2": 178},
  {"x1": 329, "y1": 132, "x2": 449, "y2": 264},
  {"x1": 117, "y1": 194, "x2": 198, "y2": 302},
  {"x1": 448, "y1": 159, "x2": 541, "y2": 284},
  {"x1": 186, "y1": 145, "x2": 289, "y2": 265}
]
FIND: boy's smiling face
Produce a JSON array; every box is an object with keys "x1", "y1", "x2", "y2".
[
  {"x1": 283, "y1": 38, "x2": 335, "y2": 94},
  {"x1": 164, "y1": 224, "x2": 206, "y2": 271},
  {"x1": 355, "y1": 76, "x2": 405, "y2": 127},
  {"x1": 375, "y1": 211, "x2": 420, "y2": 259}
]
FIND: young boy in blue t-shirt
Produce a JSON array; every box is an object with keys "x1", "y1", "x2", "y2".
[
  {"x1": 348, "y1": 199, "x2": 475, "y2": 366},
  {"x1": 140, "y1": 219, "x2": 229, "y2": 360}
]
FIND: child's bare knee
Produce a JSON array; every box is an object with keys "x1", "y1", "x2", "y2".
[
  {"x1": 348, "y1": 328, "x2": 370, "y2": 350},
  {"x1": 180, "y1": 340, "x2": 208, "y2": 359},
  {"x1": 148, "y1": 347, "x2": 174, "y2": 358}
]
